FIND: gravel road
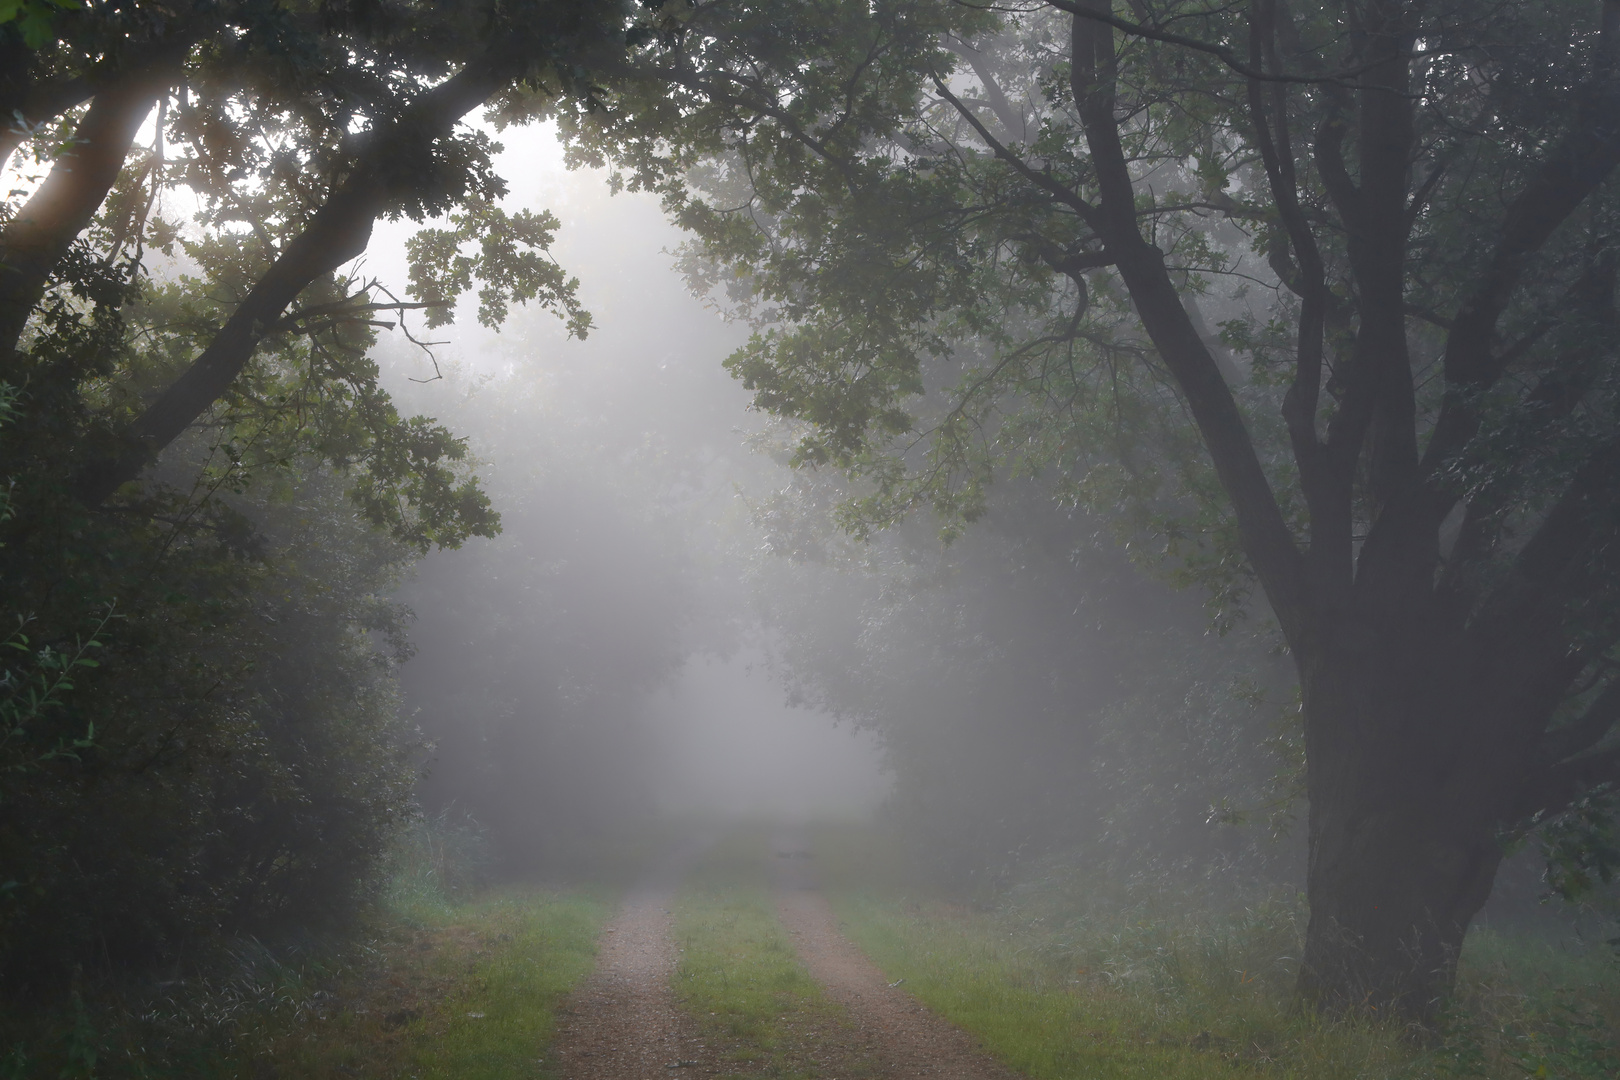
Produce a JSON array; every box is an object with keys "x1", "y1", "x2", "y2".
[
  {"x1": 773, "y1": 843, "x2": 1026, "y2": 1080},
  {"x1": 545, "y1": 841, "x2": 718, "y2": 1079},
  {"x1": 547, "y1": 835, "x2": 1025, "y2": 1080}
]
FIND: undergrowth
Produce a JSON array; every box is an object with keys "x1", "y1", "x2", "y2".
[
  {"x1": 242, "y1": 887, "x2": 607, "y2": 1080},
  {"x1": 1, "y1": 811, "x2": 606, "y2": 1078},
  {"x1": 816, "y1": 829, "x2": 1620, "y2": 1080}
]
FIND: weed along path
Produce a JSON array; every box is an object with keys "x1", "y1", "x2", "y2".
[{"x1": 771, "y1": 836, "x2": 1028, "y2": 1080}]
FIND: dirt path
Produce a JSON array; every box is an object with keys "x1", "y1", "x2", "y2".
[
  {"x1": 549, "y1": 834, "x2": 1023, "y2": 1080},
  {"x1": 546, "y1": 845, "x2": 717, "y2": 1079},
  {"x1": 772, "y1": 838, "x2": 1026, "y2": 1080}
]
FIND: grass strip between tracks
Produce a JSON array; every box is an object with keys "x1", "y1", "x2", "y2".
[{"x1": 672, "y1": 833, "x2": 872, "y2": 1080}]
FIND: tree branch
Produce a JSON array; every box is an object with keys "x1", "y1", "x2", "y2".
[
  {"x1": 1517, "y1": 742, "x2": 1620, "y2": 822},
  {"x1": 74, "y1": 62, "x2": 506, "y2": 506},
  {"x1": 1067, "y1": 5, "x2": 1309, "y2": 638},
  {"x1": 1245, "y1": 0, "x2": 1347, "y2": 597},
  {"x1": 0, "y1": 75, "x2": 94, "y2": 174},
  {"x1": 1046, "y1": 0, "x2": 1432, "y2": 87},
  {"x1": 1538, "y1": 676, "x2": 1620, "y2": 768},
  {"x1": 930, "y1": 76, "x2": 1099, "y2": 226},
  {"x1": 0, "y1": 57, "x2": 181, "y2": 367},
  {"x1": 1423, "y1": 79, "x2": 1620, "y2": 481},
  {"x1": 1437, "y1": 249, "x2": 1619, "y2": 608},
  {"x1": 1470, "y1": 436, "x2": 1620, "y2": 700},
  {"x1": 942, "y1": 38, "x2": 1024, "y2": 140}
]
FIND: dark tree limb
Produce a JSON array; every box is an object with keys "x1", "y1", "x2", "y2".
[
  {"x1": 75, "y1": 62, "x2": 506, "y2": 506},
  {"x1": 0, "y1": 57, "x2": 182, "y2": 367},
  {"x1": 942, "y1": 38, "x2": 1024, "y2": 141},
  {"x1": 1330, "y1": 4, "x2": 1419, "y2": 527},
  {"x1": 930, "y1": 77, "x2": 1099, "y2": 227},
  {"x1": 1067, "y1": 5, "x2": 1309, "y2": 638},
  {"x1": 0, "y1": 75, "x2": 95, "y2": 174},
  {"x1": 1437, "y1": 250, "x2": 1620, "y2": 610},
  {"x1": 1047, "y1": 0, "x2": 1431, "y2": 87},
  {"x1": 608, "y1": 57, "x2": 866, "y2": 188},
  {"x1": 1538, "y1": 677, "x2": 1620, "y2": 768},
  {"x1": 1469, "y1": 437, "x2": 1620, "y2": 699},
  {"x1": 1517, "y1": 743, "x2": 1620, "y2": 823},
  {"x1": 1245, "y1": 0, "x2": 1349, "y2": 599},
  {"x1": 1423, "y1": 59, "x2": 1620, "y2": 484}
]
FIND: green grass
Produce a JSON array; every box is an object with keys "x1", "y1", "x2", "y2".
[
  {"x1": 255, "y1": 887, "x2": 610, "y2": 1080},
  {"x1": 672, "y1": 830, "x2": 872, "y2": 1080},
  {"x1": 822, "y1": 889, "x2": 1620, "y2": 1080},
  {"x1": 2, "y1": 886, "x2": 610, "y2": 1079},
  {"x1": 1437, "y1": 929, "x2": 1620, "y2": 1080}
]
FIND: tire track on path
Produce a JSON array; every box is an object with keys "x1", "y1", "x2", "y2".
[
  {"x1": 772, "y1": 835, "x2": 1027, "y2": 1080},
  {"x1": 547, "y1": 838, "x2": 719, "y2": 1080}
]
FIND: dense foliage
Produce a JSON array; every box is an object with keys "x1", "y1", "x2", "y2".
[
  {"x1": 0, "y1": 454, "x2": 420, "y2": 986},
  {"x1": 0, "y1": 0, "x2": 627, "y2": 991}
]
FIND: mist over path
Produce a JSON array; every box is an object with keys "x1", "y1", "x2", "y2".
[{"x1": 771, "y1": 833, "x2": 1028, "y2": 1080}]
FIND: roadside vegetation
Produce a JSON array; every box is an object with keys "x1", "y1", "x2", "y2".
[
  {"x1": 672, "y1": 832, "x2": 873, "y2": 1080},
  {"x1": 817, "y1": 831, "x2": 1620, "y2": 1080},
  {"x1": 0, "y1": 816, "x2": 608, "y2": 1080}
]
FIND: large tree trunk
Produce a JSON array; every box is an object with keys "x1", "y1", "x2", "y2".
[{"x1": 1294, "y1": 634, "x2": 1505, "y2": 1023}]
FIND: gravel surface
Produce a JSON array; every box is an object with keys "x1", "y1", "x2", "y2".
[
  {"x1": 773, "y1": 843, "x2": 1027, "y2": 1080},
  {"x1": 546, "y1": 845, "x2": 718, "y2": 1080},
  {"x1": 548, "y1": 836, "x2": 1026, "y2": 1080}
]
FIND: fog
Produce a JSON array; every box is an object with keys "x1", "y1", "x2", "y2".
[
  {"x1": 641, "y1": 651, "x2": 889, "y2": 819},
  {"x1": 350, "y1": 121, "x2": 1320, "y2": 900},
  {"x1": 15, "y1": 13, "x2": 1620, "y2": 1066},
  {"x1": 368, "y1": 122, "x2": 899, "y2": 863},
  {"x1": 346, "y1": 120, "x2": 1576, "y2": 924}
]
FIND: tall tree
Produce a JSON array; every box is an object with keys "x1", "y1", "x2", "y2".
[{"x1": 568, "y1": 0, "x2": 1620, "y2": 1020}]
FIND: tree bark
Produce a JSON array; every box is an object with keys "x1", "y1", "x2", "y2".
[
  {"x1": 1292, "y1": 621, "x2": 1507, "y2": 1022},
  {"x1": 1067, "y1": 3, "x2": 1311, "y2": 640},
  {"x1": 0, "y1": 59, "x2": 178, "y2": 369},
  {"x1": 0, "y1": 73, "x2": 95, "y2": 175},
  {"x1": 1057, "y1": 2, "x2": 1605, "y2": 1025},
  {"x1": 934, "y1": 0, "x2": 1620, "y2": 1028}
]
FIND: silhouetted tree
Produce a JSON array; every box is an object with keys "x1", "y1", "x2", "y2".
[{"x1": 569, "y1": 0, "x2": 1620, "y2": 1021}]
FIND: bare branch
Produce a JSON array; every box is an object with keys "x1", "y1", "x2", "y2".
[{"x1": 1046, "y1": 0, "x2": 1438, "y2": 87}]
